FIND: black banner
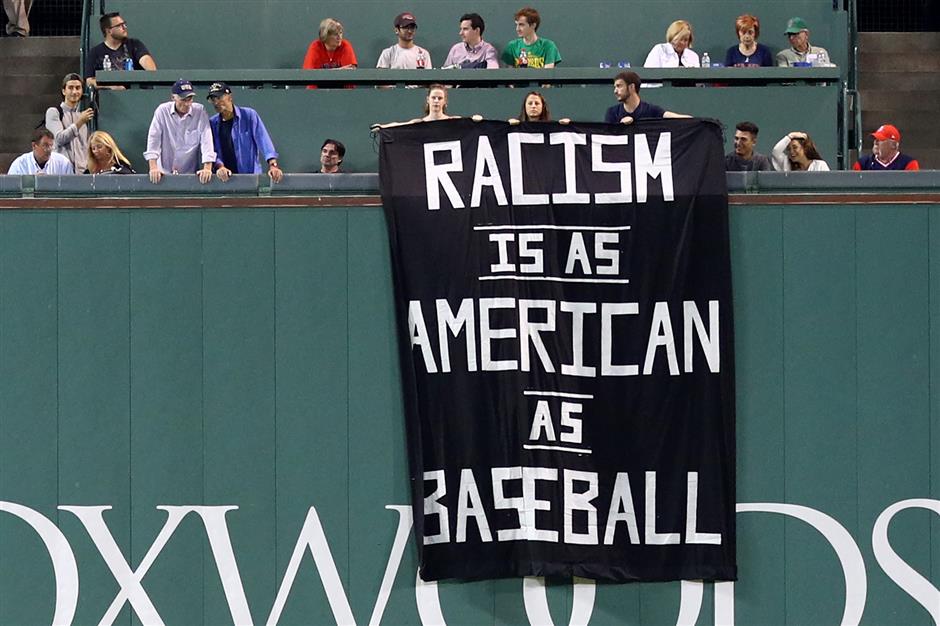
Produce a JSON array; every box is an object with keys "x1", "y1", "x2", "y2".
[{"x1": 379, "y1": 119, "x2": 736, "y2": 582}]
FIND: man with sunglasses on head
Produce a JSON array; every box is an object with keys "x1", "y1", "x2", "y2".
[
  {"x1": 376, "y1": 12, "x2": 432, "y2": 69},
  {"x1": 85, "y1": 11, "x2": 157, "y2": 89}
]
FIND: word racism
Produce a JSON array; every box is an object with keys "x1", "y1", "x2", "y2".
[
  {"x1": 379, "y1": 119, "x2": 735, "y2": 582},
  {"x1": 422, "y1": 130, "x2": 675, "y2": 211}
]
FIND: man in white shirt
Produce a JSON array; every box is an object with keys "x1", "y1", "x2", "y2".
[
  {"x1": 7, "y1": 128, "x2": 74, "y2": 175},
  {"x1": 144, "y1": 79, "x2": 215, "y2": 184},
  {"x1": 376, "y1": 12, "x2": 432, "y2": 69}
]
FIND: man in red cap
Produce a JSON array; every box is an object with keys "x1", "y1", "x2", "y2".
[
  {"x1": 853, "y1": 124, "x2": 920, "y2": 171},
  {"x1": 376, "y1": 12, "x2": 432, "y2": 69}
]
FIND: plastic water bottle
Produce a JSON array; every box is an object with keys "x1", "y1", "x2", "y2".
[
  {"x1": 124, "y1": 57, "x2": 133, "y2": 71},
  {"x1": 617, "y1": 60, "x2": 631, "y2": 68},
  {"x1": 700, "y1": 52, "x2": 710, "y2": 68},
  {"x1": 102, "y1": 55, "x2": 112, "y2": 71},
  {"x1": 519, "y1": 48, "x2": 528, "y2": 68},
  {"x1": 599, "y1": 61, "x2": 611, "y2": 69}
]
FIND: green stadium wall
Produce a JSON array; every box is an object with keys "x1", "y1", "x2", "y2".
[
  {"x1": 102, "y1": 1, "x2": 848, "y2": 73},
  {"x1": 0, "y1": 188, "x2": 937, "y2": 625},
  {"x1": 97, "y1": 82, "x2": 840, "y2": 174}
]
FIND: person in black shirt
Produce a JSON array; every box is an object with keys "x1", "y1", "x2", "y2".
[
  {"x1": 604, "y1": 71, "x2": 689, "y2": 125},
  {"x1": 84, "y1": 12, "x2": 157, "y2": 89}
]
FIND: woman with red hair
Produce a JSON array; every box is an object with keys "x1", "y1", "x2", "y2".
[{"x1": 725, "y1": 14, "x2": 774, "y2": 67}]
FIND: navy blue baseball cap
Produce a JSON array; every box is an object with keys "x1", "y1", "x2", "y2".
[{"x1": 171, "y1": 79, "x2": 195, "y2": 98}]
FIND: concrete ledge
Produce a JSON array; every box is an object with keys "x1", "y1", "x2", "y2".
[{"x1": 3, "y1": 171, "x2": 940, "y2": 202}]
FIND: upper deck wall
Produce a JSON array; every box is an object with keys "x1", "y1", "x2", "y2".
[{"x1": 105, "y1": 0, "x2": 848, "y2": 72}]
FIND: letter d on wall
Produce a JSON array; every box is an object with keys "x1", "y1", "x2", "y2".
[{"x1": 0, "y1": 501, "x2": 79, "y2": 626}]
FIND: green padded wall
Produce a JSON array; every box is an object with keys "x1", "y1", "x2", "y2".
[
  {"x1": 98, "y1": 84, "x2": 840, "y2": 174},
  {"x1": 0, "y1": 198, "x2": 937, "y2": 625},
  {"x1": 103, "y1": 1, "x2": 848, "y2": 72}
]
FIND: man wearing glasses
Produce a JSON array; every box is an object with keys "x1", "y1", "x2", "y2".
[
  {"x1": 84, "y1": 12, "x2": 157, "y2": 89},
  {"x1": 376, "y1": 12, "x2": 433, "y2": 69}
]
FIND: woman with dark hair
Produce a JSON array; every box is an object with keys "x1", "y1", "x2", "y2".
[
  {"x1": 772, "y1": 131, "x2": 829, "y2": 171},
  {"x1": 725, "y1": 14, "x2": 773, "y2": 67},
  {"x1": 508, "y1": 91, "x2": 570, "y2": 124}
]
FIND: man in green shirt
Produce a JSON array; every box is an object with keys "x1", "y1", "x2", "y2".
[{"x1": 501, "y1": 6, "x2": 561, "y2": 68}]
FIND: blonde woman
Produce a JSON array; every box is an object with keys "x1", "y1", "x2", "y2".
[
  {"x1": 644, "y1": 20, "x2": 700, "y2": 67},
  {"x1": 85, "y1": 130, "x2": 135, "y2": 174},
  {"x1": 303, "y1": 18, "x2": 357, "y2": 70}
]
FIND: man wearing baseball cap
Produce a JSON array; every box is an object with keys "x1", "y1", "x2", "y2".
[
  {"x1": 206, "y1": 82, "x2": 283, "y2": 183},
  {"x1": 776, "y1": 17, "x2": 831, "y2": 67},
  {"x1": 853, "y1": 124, "x2": 920, "y2": 171},
  {"x1": 144, "y1": 79, "x2": 215, "y2": 184},
  {"x1": 376, "y1": 12, "x2": 433, "y2": 69}
]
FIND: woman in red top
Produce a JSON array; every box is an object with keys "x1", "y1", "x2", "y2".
[{"x1": 303, "y1": 18, "x2": 357, "y2": 88}]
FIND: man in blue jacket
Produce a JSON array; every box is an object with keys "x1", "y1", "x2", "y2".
[{"x1": 207, "y1": 82, "x2": 283, "y2": 182}]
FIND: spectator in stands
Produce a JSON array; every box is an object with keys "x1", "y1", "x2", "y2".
[
  {"x1": 853, "y1": 124, "x2": 920, "y2": 170},
  {"x1": 420, "y1": 84, "x2": 457, "y2": 121},
  {"x1": 508, "y1": 91, "x2": 570, "y2": 124},
  {"x1": 725, "y1": 121, "x2": 774, "y2": 171},
  {"x1": 319, "y1": 139, "x2": 345, "y2": 173},
  {"x1": 46, "y1": 73, "x2": 94, "y2": 174},
  {"x1": 7, "y1": 128, "x2": 73, "y2": 174},
  {"x1": 604, "y1": 71, "x2": 690, "y2": 124},
  {"x1": 502, "y1": 7, "x2": 561, "y2": 68},
  {"x1": 85, "y1": 12, "x2": 157, "y2": 89},
  {"x1": 725, "y1": 14, "x2": 774, "y2": 67},
  {"x1": 144, "y1": 80, "x2": 215, "y2": 184},
  {"x1": 85, "y1": 130, "x2": 135, "y2": 174},
  {"x1": 443, "y1": 13, "x2": 498, "y2": 69},
  {"x1": 206, "y1": 82, "x2": 283, "y2": 183},
  {"x1": 373, "y1": 84, "x2": 481, "y2": 128},
  {"x1": 2, "y1": 0, "x2": 29, "y2": 36},
  {"x1": 376, "y1": 12, "x2": 432, "y2": 69},
  {"x1": 771, "y1": 131, "x2": 829, "y2": 171},
  {"x1": 303, "y1": 18, "x2": 358, "y2": 73},
  {"x1": 776, "y1": 17, "x2": 831, "y2": 67},
  {"x1": 644, "y1": 20, "x2": 699, "y2": 68}
]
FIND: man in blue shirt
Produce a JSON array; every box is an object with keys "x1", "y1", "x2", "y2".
[
  {"x1": 207, "y1": 82, "x2": 283, "y2": 182},
  {"x1": 604, "y1": 71, "x2": 689, "y2": 125}
]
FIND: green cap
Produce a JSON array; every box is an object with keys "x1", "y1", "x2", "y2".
[{"x1": 785, "y1": 17, "x2": 809, "y2": 34}]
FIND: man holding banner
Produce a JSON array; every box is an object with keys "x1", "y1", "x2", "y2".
[{"x1": 378, "y1": 117, "x2": 735, "y2": 582}]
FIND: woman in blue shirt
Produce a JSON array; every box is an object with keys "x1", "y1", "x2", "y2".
[{"x1": 725, "y1": 14, "x2": 774, "y2": 67}]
